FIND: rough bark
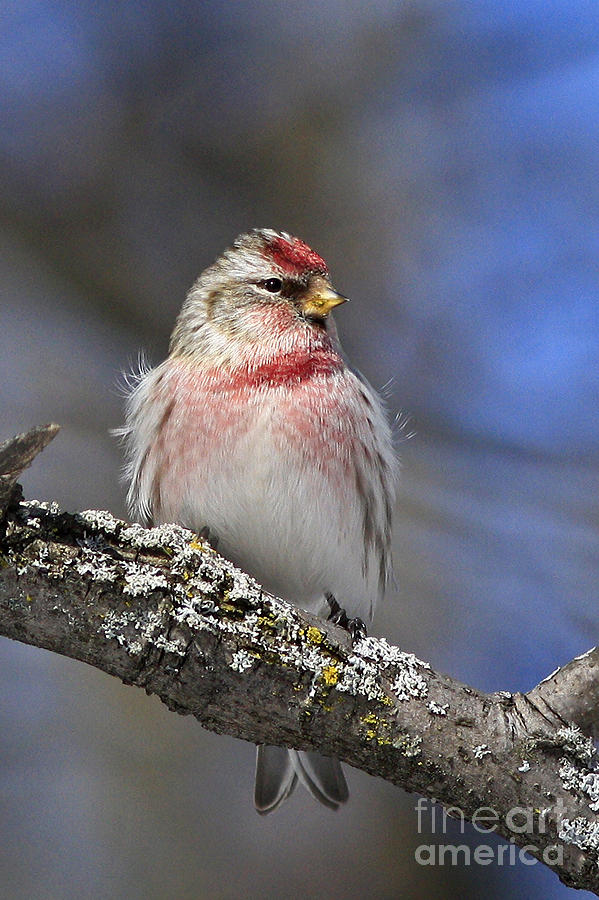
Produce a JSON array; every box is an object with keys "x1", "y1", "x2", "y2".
[{"x1": 0, "y1": 427, "x2": 598, "y2": 894}]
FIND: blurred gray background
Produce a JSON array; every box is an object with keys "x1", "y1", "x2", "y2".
[{"x1": 2, "y1": 1, "x2": 599, "y2": 897}]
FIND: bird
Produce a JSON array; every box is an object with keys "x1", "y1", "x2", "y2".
[{"x1": 120, "y1": 228, "x2": 399, "y2": 813}]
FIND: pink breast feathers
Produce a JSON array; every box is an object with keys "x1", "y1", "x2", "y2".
[{"x1": 225, "y1": 348, "x2": 344, "y2": 391}]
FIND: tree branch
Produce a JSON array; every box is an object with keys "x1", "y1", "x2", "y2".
[
  {"x1": 0, "y1": 423, "x2": 59, "y2": 512},
  {"x1": 528, "y1": 649, "x2": 599, "y2": 740},
  {"x1": 1, "y1": 427, "x2": 598, "y2": 893}
]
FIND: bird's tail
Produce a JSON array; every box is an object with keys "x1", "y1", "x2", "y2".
[{"x1": 254, "y1": 745, "x2": 349, "y2": 814}]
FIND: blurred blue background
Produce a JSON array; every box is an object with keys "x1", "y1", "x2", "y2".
[{"x1": 2, "y1": 1, "x2": 599, "y2": 897}]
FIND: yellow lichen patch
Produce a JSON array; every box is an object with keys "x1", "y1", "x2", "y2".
[
  {"x1": 257, "y1": 615, "x2": 277, "y2": 632},
  {"x1": 322, "y1": 665, "x2": 339, "y2": 686},
  {"x1": 190, "y1": 536, "x2": 214, "y2": 554},
  {"x1": 306, "y1": 627, "x2": 323, "y2": 644},
  {"x1": 362, "y1": 712, "x2": 379, "y2": 725},
  {"x1": 219, "y1": 602, "x2": 238, "y2": 614},
  {"x1": 361, "y1": 713, "x2": 380, "y2": 741},
  {"x1": 360, "y1": 713, "x2": 392, "y2": 745}
]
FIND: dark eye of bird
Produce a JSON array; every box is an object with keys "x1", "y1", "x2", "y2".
[{"x1": 261, "y1": 278, "x2": 283, "y2": 293}]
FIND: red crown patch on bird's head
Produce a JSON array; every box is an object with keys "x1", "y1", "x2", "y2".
[{"x1": 264, "y1": 233, "x2": 329, "y2": 277}]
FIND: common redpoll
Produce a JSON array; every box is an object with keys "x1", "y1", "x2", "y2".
[{"x1": 120, "y1": 229, "x2": 399, "y2": 812}]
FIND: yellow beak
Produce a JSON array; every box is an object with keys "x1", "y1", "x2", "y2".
[{"x1": 301, "y1": 279, "x2": 349, "y2": 319}]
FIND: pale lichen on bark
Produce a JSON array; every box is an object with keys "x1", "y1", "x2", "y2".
[{"x1": 1, "y1": 425, "x2": 599, "y2": 894}]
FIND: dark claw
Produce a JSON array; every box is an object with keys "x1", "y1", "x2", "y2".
[
  {"x1": 348, "y1": 617, "x2": 367, "y2": 643},
  {"x1": 326, "y1": 593, "x2": 367, "y2": 644},
  {"x1": 330, "y1": 607, "x2": 349, "y2": 629},
  {"x1": 198, "y1": 525, "x2": 219, "y2": 551},
  {"x1": 326, "y1": 592, "x2": 343, "y2": 620}
]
